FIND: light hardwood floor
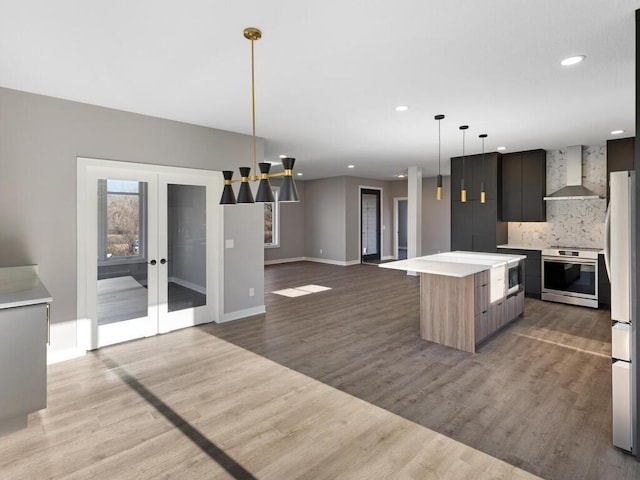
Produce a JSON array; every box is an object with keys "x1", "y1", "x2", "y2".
[{"x1": 0, "y1": 261, "x2": 635, "y2": 479}]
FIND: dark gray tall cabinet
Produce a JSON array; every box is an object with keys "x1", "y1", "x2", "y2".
[{"x1": 450, "y1": 152, "x2": 507, "y2": 252}]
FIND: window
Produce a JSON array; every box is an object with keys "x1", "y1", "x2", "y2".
[
  {"x1": 98, "y1": 179, "x2": 147, "y2": 262},
  {"x1": 264, "y1": 187, "x2": 279, "y2": 247}
]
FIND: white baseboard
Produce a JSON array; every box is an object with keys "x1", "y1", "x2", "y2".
[
  {"x1": 264, "y1": 257, "x2": 306, "y2": 265},
  {"x1": 169, "y1": 276, "x2": 206, "y2": 295},
  {"x1": 304, "y1": 257, "x2": 361, "y2": 267},
  {"x1": 221, "y1": 305, "x2": 266, "y2": 323},
  {"x1": 265, "y1": 256, "x2": 360, "y2": 267},
  {"x1": 47, "y1": 346, "x2": 87, "y2": 365},
  {"x1": 382, "y1": 255, "x2": 394, "y2": 261}
]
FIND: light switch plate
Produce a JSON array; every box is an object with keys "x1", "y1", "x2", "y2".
[{"x1": 225, "y1": 239, "x2": 234, "y2": 249}]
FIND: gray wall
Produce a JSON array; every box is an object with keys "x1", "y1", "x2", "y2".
[
  {"x1": 421, "y1": 176, "x2": 451, "y2": 254},
  {"x1": 0, "y1": 87, "x2": 264, "y2": 354},
  {"x1": 304, "y1": 177, "x2": 347, "y2": 262},
  {"x1": 297, "y1": 176, "x2": 397, "y2": 264},
  {"x1": 264, "y1": 179, "x2": 306, "y2": 263},
  {"x1": 388, "y1": 176, "x2": 452, "y2": 256},
  {"x1": 344, "y1": 177, "x2": 394, "y2": 262}
]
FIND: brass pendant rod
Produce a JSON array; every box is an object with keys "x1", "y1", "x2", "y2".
[
  {"x1": 438, "y1": 119, "x2": 441, "y2": 177},
  {"x1": 250, "y1": 36, "x2": 257, "y2": 179}
]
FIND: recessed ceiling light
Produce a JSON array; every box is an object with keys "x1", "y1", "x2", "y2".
[
  {"x1": 611, "y1": 129, "x2": 625, "y2": 135},
  {"x1": 348, "y1": 165, "x2": 355, "y2": 169},
  {"x1": 561, "y1": 55, "x2": 586, "y2": 66},
  {"x1": 497, "y1": 146, "x2": 506, "y2": 151},
  {"x1": 297, "y1": 172, "x2": 303, "y2": 176},
  {"x1": 395, "y1": 105, "x2": 409, "y2": 112}
]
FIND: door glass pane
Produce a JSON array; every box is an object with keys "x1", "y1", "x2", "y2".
[
  {"x1": 167, "y1": 184, "x2": 207, "y2": 312},
  {"x1": 362, "y1": 193, "x2": 378, "y2": 255},
  {"x1": 96, "y1": 179, "x2": 149, "y2": 325}
]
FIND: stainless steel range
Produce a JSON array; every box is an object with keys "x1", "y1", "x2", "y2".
[{"x1": 541, "y1": 246, "x2": 601, "y2": 308}]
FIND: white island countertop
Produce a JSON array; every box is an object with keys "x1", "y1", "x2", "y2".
[
  {"x1": 0, "y1": 266, "x2": 52, "y2": 310},
  {"x1": 379, "y1": 251, "x2": 526, "y2": 278}
]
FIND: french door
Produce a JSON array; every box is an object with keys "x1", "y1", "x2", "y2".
[{"x1": 78, "y1": 159, "x2": 222, "y2": 349}]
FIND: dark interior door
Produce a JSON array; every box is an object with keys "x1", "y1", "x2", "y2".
[{"x1": 361, "y1": 189, "x2": 381, "y2": 262}]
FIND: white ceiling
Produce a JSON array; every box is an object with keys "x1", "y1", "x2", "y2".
[{"x1": 0, "y1": 1, "x2": 637, "y2": 179}]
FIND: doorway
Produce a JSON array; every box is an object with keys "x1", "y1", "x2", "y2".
[
  {"x1": 360, "y1": 188, "x2": 382, "y2": 263},
  {"x1": 394, "y1": 198, "x2": 408, "y2": 260},
  {"x1": 77, "y1": 158, "x2": 223, "y2": 349}
]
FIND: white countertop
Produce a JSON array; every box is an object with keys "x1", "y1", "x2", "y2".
[
  {"x1": 380, "y1": 251, "x2": 526, "y2": 278},
  {"x1": 0, "y1": 266, "x2": 52, "y2": 310}
]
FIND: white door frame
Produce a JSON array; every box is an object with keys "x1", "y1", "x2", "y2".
[
  {"x1": 358, "y1": 186, "x2": 383, "y2": 263},
  {"x1": 394, "y1": 197, "x2": 408, "y2": 260},
  {"x1": 77, "y1": 157, "x2": 224, "y2": 350}
]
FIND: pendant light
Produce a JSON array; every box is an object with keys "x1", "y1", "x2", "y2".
[
  {"x1": 435, "y1": 114, "x2": 445, "y2": 200},
  {"x1": 459, "y1": 125, "x2": 469, "y2": 203},
  {"x1": 220, "y1": 28, "x2": 299, "y2": 205},
  {"x1": 479, "y1": 134, "x2": 487, "y2": 204}
]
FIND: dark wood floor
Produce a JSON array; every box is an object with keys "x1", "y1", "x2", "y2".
[{"x1": 200, "y1": 261, "x2": 639, "y2": 480}]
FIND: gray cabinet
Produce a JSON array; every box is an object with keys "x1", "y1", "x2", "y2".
[
  {"x1": 0, "y1": 265, "x2": 51, "y2": 437},
  {"x1": 451, "y1": 153, "x2": 507, "y2": 252},
  {"x1": 0, "y1": 303, "x2": 48, "y2": 436}
]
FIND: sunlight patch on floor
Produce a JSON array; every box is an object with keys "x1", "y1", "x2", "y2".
[{"x1": 272, "y1": 284, "x2": 332, "y2": 297}]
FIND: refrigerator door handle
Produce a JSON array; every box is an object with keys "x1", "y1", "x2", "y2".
[{"x1": 604, "y1": 203, "x2": 612, "y2": 280}]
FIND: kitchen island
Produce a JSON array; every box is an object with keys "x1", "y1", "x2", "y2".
[{"x1": 380, "y1": 251, "x2": 526, "y2": 353}]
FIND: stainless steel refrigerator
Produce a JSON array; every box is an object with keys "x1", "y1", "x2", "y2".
[{"x1": 605, "y1": 170, "x2": 636, "y2": 453}]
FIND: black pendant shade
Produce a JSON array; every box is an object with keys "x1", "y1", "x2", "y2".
[
  {"x1": 220, "y1": 170, "x2": 237, "y2": 204},
  {"x1": 256, "y1": 162, "x2": 275, "y2": 202},
  {"x1": 279, "y1": 157, "x2": 299, "y2": 202},
  {"x1": 237, "y1": 167, "x2": 255, "y2": 203}
]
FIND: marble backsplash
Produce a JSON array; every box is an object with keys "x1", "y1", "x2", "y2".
[{"x1": 507, "y1": 145, "x2": 607, "y2": 249}]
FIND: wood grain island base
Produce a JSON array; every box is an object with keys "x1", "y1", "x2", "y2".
[
  {"x1": 381, "y1": 251, "x2": 526, "y2": 353},
  {"x1": 420, "y1": 271, "x2": 524, "y2": 353}
]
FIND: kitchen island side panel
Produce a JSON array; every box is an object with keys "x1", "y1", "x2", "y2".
[{"x1": 420, "y1": 273, "x2": 476, "y2": 353}]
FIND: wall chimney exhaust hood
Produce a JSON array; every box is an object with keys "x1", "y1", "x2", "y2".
[{"x1": 543, "y1": 145, "x2": 604, "y2": 200}]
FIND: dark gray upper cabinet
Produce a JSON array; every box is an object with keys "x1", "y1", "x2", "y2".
[
  {"x1": 501, "y1": 149, "x2": 546, "y2": 222},
  {"x1": 451, "y1": 153, "x2": 507, "y2": 252},
  {"x1": 606, "y1": 137, "x2": 634, "y2": 202}
]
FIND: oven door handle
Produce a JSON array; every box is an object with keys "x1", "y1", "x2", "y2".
[
  {"x1": 604, "y1": 203, "x2": 612, "y2": 280},
  {"x1": 543, "y1": 257, "x2": 597, "y2": 266}
]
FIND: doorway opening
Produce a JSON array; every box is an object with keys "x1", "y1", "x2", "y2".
[{"x1": 394, "y1": 197, "x2": 408, "y2": 259}]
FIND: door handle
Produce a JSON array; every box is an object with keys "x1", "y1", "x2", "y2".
[
  {"x1": 149, "y1": 259, "x2": 157, "y2": 266},
  {"x1": 604, "y1": 204, "x2": 612, "y2": 279},
  {"x1": 160, "y1": 259, "x2": 167, "y2": 264}
]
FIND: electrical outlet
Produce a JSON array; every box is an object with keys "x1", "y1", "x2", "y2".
[
  {"x1": 320, "y1": 249, "x2": 323, "y2": 255},
  {"x1": 249, "y1": 288, "x2": 255, "y2": 297}
]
